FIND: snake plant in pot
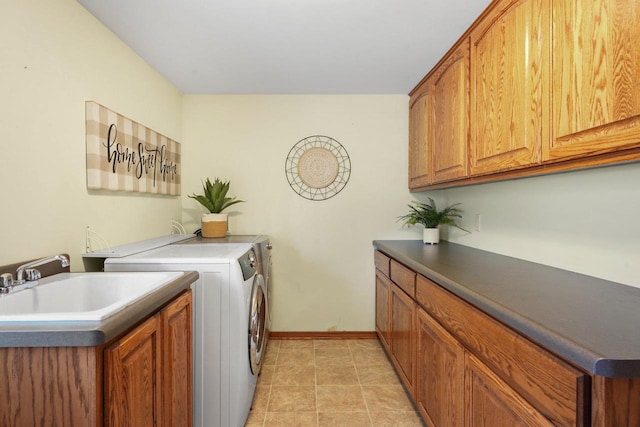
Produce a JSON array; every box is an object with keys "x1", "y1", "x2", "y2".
[
  {"x1": 398, "y1": 197, "x2": 469, "y2": 244},
  {"x1": 189, "y1": 178, "x2": 244, "y2": 238}
]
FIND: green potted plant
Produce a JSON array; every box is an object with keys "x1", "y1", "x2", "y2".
[
  {"x1": 397, "y1": 197, "x2": 469, "y2": 244},
  {"x1": 189, "y1": 178, "x2": 245, "y2": 238}
]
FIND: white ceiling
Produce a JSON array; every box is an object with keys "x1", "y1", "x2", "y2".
[{"x1": 77, "y1": 0, "x2": 493, "y2": 94}]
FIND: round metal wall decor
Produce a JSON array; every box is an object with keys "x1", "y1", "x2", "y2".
[{"x1": 285, "y1": 135, "x2": 351, "y2": 201}]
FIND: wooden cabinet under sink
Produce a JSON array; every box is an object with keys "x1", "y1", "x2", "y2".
[{"x1": 0, "y1": 290, "x2": 192, "y2": 427}]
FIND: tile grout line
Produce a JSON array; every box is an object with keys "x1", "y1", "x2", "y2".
[{"x1": 352, "y1": 341, "x2": 375, "y2": 427}]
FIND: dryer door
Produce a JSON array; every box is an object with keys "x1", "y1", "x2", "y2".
[{"x1": 248, "y1": 274, "x2": 267, "y2": 375}]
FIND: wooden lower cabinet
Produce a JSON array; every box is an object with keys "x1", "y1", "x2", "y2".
[
  {"x1": 162, "y1": 291, "x2": 193, "y2": 427},
  {"x1": 105, "y1": 291, "x2": 193, "y2": 427},
  {"x1": 416, "y1": 307, "x2": 464, "y2": 427},
  {"x1": 465, "y1": 352, "x2": 554, "y2": 427},
  {"x1": 375, "y1": 249, "x2": 640, "y2": 426},
  {"x1": 375, "y1": 251, "x2": 595, "y2": 426},
  {"x1": 374, "y1": 260, "x2": 416, "y2": 398},
  {"x1": 0, "y1": 290, "x2": 192, "y2": 427},
  {"x1": 375, "y1": 273, "x2": 391, "y2": 350},
  {"x1": 105, "y1": 313, "x2": 162, "y2": 426},
  {"x1": 390, "y1": 282, "x2": 416, "y2": 396}
]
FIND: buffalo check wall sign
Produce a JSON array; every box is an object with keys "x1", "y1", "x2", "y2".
[{"x1": 85, "y1": 101, "x2": 181, "y2": 195}]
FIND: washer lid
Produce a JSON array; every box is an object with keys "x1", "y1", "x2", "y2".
[{"x1": 104, "y1": 243, "x2": 252, "y2": 264}]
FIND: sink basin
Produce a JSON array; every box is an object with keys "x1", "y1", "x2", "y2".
[{"x1": 0, "y1": 272, "x2": 184, "y2": 322}]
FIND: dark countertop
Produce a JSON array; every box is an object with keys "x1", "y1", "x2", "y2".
[
  {"x1": 373, "y1": 240, "x2": 640, "y2": 378},
  {"x1": 0, "y1": 271, "x2": 198, "y2": 347}
]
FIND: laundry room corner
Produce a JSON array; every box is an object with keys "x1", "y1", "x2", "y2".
[{"x1": 181, "y1": 95, "x2": 417, "y2": 332}]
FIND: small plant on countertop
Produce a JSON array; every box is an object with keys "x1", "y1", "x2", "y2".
[
  {"x1": 397, "y1": 197, "x2": 469, "y2": 232},
  {"x1": 189, "y1": 178, "x2": 245, "y2": 213}
]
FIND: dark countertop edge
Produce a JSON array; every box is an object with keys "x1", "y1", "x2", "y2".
[
  {"x1": 372, "y1": 240, "x2": 639, "y2": 378},
  {"x1": 0, "y1": 271, "x2": 199, "y2": 347}
]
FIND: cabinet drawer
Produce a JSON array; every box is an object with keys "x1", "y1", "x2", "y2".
[
  {"x1": 390, "y1": 260, "x2": 416, "y2": 298},
  {"x1": 374, "y1": 251, "x2": 390, "y2": 277},
  {"x1": 416, "y1": 275, "x2": 588, "y2": 426}
]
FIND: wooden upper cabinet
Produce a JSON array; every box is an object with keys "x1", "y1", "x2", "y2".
[
  {"x1": 409, "y1": 84, "x2": 431, "y2": 189},
  {"x1": 470, "y1": 0, "x2": 549, "y2": 176},
  {"x1": 548, "y1": 0, "x2": 640, "y2": 161},
  {"x1": 431, "y1": 40, "x2": 470, "y2": 184}
]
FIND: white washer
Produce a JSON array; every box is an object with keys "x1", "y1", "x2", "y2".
[
  {"x1": 178, "y1": 235, "x2": 273, "y2": 346},
  {"x1": 104, "y1": 243, "x2": 267, "y2": 427}
]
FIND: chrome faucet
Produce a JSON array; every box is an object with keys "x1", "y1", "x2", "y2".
[
  {"x1": 0, "y1": 254, "x2": 69, "y2": 294},
  {"x1": 15, "y1": 254, "x2": 70, "y2": 282}
]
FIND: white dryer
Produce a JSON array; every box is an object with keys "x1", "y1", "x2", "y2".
[
  {"x1": 178, "y1": 235, "x2": 273, "y2": 349},
  {"x1": 104, "y1": 243, "x2": 268, "y2": 427}
]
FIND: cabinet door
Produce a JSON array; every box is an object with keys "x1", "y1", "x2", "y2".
[
  {"x1": 162, "y1": 291, "x2": 193, "y2": 427},
  {"x1": 431, "y1": 40, "x2": 470, "y2": 184},
  {"x1": 548, "y1": 0, "x2": 640, "y2": 161},
  {"x1": 390, "y1": 283, "x2": 416, "y2": 396},
  {"x1": 409, "y1": 85, "x2": 431, "y2": 189},
  {"x1": 465, "y1": 353, "x2": 554, "y2": 427},
  {"x1": 416, "y1": 308, "x2": 464, "y2": 427},
  {"x1": 105, "y1": 314, "x2": 162, "y2": 427},
  {"x1": 375, "y1": 273, "x2": 391, "y2": 351},
  {"x1": 470, "y1": 0, "x2": 549, "y2": 175}
]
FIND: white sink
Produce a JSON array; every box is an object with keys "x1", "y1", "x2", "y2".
[{"x1": 0, "y1": 272, "x2": 184, "y2": 322}]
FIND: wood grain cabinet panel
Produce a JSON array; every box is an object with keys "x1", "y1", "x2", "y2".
[
  {"x1": 431, "y1": 40, "x2": 470, "y2": 184},
  {"x1": 390, "y1": 259, "x2": 416, "y2": 298},
  {"x1": 408, "y1": 0, "x2": 640, "y2": 190},
  {"x1": 416, "y1": 275, "x2": 588, "y2": 426},
  {"x1": 470, "y1": 0, "x2": 549, "y2": 176},
  {"x1": 409, "y1": 86, "x2": 432, "y2": 189},
  {"x1": 548, "y1": 0, "x2": 640, "y2": 161},
  {"x1": 0, "y1": 346, "x2": 100, "y2": 427},
  {"x1": 465, "y1": 352, "x2": 555, "y2": 427},
  {"x1": 390, "y1": 283, "x2": 416, "y2": 397},
  {"x1": 375, "y1": 253, "x2": 416, "y2": 396},
  {"x1": 375, "y1": 272, "x2": 391, "y2": 351},
  {"x1": 374, "y1": 250, "x2": 390, "y2": 278},
  {"x1": 105, "y1": 291, "x2": 193, "y2": 427},
  {"x1": 105, "y1": 314, "x2": 162, "y2": 427},
  {"x1": 416, "y1": 307, "x2": 464, "y2": 427},
  {"x1": 161, "y1": 291, "x2": 193, "y2": 427}
]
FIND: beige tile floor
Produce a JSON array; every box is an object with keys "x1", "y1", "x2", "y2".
[{"x1": 245, "y1": 339, "x2": 426, "y2": 427}]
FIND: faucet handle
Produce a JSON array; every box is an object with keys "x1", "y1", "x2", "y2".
[
  {"x1": 0, "y1": 273, "x2": 13, "y2": 288},
  {"x1": 24, "y1": 268, "x2": 41, "y2": 281}
]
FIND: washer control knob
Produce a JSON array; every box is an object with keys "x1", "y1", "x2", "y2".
[
  {"x1": 249, "y1": 254, "x2": 257, "y2": 268},
  {"x1": 266, "y1": 243, "x2": 273, "y2": 250}
]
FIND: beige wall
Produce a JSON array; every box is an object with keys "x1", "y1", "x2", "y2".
[
  {"x1": 0, "y1": 0, "x2": 183, "y2": 269},
  {"x1": 441, "y1": 163, "x2": 640, "y2": 288},
  {"x1": 181, "y1": 95, "x2": 417, "y2": 331}
]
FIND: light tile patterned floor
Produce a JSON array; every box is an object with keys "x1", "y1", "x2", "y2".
[{"x1": 245, "y1": 339, "x2": 426, "y2": 427}]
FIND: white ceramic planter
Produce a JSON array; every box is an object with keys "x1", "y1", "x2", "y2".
[
  {"x1": 423, "y1": 227, "x2": 440, "y2": 245},
  {"x1": 201, "y1": 213, "x2": 228, "y2": 238}
]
